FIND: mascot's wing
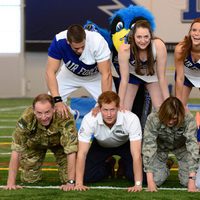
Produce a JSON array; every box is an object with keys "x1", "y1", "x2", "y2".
[{"x1": 84, "y1": 20, "x2": 113, "y2": 50}]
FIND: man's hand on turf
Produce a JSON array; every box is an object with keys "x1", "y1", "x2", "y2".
[
  {"x1": 3, "y1": 184, "x2": 23, "y2": 190},
  {"x1": 74, "y1": 184, "x2": 89, "y2": 191},
  {"x1": 128, "y1": 185, "x2": 142, "y2": 192},
  {"x1": 60, "y1": 183, "x2": 74, "y2": 191}
]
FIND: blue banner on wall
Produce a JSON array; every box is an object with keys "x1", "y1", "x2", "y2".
[
  {"x1": 25, "y1": 0, "x2": 136, "y2": 41},
  {"x1": 25, "y1": 0, "x2": 200, "y2": 42},
  {"x1": 182, "y1": 0, "x2": 200, "y2": 22}
]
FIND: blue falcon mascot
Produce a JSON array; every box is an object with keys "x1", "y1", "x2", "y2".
[{"x1": 85, "y1": 5, "x2": 156, "y2": 129}]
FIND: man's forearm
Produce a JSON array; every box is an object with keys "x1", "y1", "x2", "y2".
[
  {"x1": 75, "y1": 154, "x2": 86, "y2": 185},
  {"x1": 133, "y1": 157, "x2": 143, "y2": 184},
  {"x1": 46, "y1": 72, "x2": 60, "y2": 97},
  {"x1": 67, "y1": 153, "x2": 76, "y2": 180},
  {"x1": 45, "y1": 57, "x2": 61, "y2": 97},
  {"x1": 101, "y1": 73, "x2": 112, "y2": 92},
  {"x1": 7, "y1": 151, "x2": 20, "y2": 186}
]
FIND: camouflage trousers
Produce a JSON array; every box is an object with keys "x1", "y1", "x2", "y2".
[
  {"x1": 20, "y1": 145, "x2": 68, "y2": 183},
  {"x1": 151, "y1": 149, "x2": 189, "y2": 187}
]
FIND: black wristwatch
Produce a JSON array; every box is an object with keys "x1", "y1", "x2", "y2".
[
  {"x1": 53, "y1": 96, "x2": 63, "y2": 103},
  {"x1": 188, "y1": 176, "x2": 196, "y2": 180},
  {"x1": 67, "y1": 179, "x2": 75, "y2": 184}
]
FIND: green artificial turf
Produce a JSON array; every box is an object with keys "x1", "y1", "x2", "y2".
[{"x1": 0, "y1": 98, "x2": 199, "y2": 199}]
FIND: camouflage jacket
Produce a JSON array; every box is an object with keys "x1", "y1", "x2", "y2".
[
  {"x1": 11, "y1": 106, "x2": 78, "y2": 154},
  {"x1": 142, "y1": 112, "x2": 199, "y2": 173}
]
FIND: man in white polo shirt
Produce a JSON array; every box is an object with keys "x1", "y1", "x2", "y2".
[{"x1": 74, "y1": 91, "x2": 144, "y2": 192}]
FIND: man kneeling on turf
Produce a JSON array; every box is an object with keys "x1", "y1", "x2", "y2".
[
  {"x1": 74, "y1": 91, "x2": 144, "y2": 192},
  {"x1": 4, "y1": 94, "x2": 77, "y2": 191}
]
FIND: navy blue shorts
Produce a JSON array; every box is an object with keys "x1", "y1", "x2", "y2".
[
  {"x1": 174, "y1": 73, "x2": 195, "y2": 87},
  {"x1": 115, "y1": 67, "x2": 146, "y2": 85},
  {"x1": 183, "y1": 76, "x2": 195, "y2": 87},
  {"x1": 129, "y1": 74, "x2": 146, "y2": 84}
]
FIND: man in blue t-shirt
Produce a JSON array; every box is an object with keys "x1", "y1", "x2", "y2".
[{"x1": 46, "y1": 24, "x2": 115, "y2": 117}]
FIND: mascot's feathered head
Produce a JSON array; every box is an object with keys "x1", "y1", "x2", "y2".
[
  {"x1": 110, "y1": 5, "x2": 155, "y2": 52},
  {"x1": 84, "y1": 5, "x2": 155, "y2": 52}
]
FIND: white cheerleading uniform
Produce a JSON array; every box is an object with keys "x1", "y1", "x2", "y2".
[
  {"x1": 184, "y1": 54, "x2": 200, "y2": 87},
  {"x1": 128, "y1": 41, "x2": 158, "y2": 83},
  {"x1": 78, "y1": 110, "x2": 142, "y2": 148},
  {"x1": 48, "y1": 30, "x2": 114, "y2": 102}
]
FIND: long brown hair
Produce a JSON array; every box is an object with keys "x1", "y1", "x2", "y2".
[
  {"x1": 178, "y1": 18, "x2": 200, "y2": 61},
  {"x1": 158, "y1": 96, "x2": 185, "y2": 127},
  {"x1": 128, "y1": 20, "x2": 155, "y2": 75}
]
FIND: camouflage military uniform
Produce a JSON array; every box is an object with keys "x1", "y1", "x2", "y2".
[
  {"x1": 142, "y1": 112, "x2": 199, "y2": 186},
  {"x1": 11, "y1": 106, "x2": 78, "y2": 183}
]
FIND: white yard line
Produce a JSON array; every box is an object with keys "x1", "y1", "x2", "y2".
[
  {"x1": 0, "y1": 152, "x2": 54, "y2": 155},
  {"x1": 0, "y1": 119, "x2": 16, "y2": 122},
  {"x1": 0, "y1": 106, "x2": 27, "y2": 112},
  {"x1": 0, "y1": 185, "x2": 188, "y2": 190},
  {"x1": 0, "y1": 168, "x2": 58, "y2": 171},
  {"x1": 0, "y1": 136, "x2": 12, "y2": 138},
  {"x1": 0, "y1": 126, "x2": 15, "y2": 129},
  {"x1": 0, "y1": 153, "x2": 11, "y2": 155}
]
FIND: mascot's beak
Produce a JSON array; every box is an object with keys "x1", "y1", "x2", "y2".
[{"x1": 112, "y1": 29, "x2": 130, "y2": 52}]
